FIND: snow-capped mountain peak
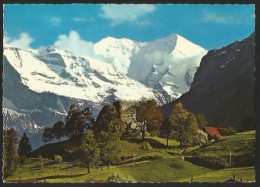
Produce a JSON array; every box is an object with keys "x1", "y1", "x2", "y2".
[
  {"x1": 125, "y1": 34, "x2": 208, "y2": 99},
  {"x1": 94, "y1": 36, "x2": 145, "y2": 74},
  {"x1": 92, "y1": 34, "x2": 208, "y2": 100},
  {"x1": 3, "y1": 33, "x2": 207, "y2": 148},
  {"x1": 4, "y1": 46, "x2": 168, "y2": 103},
  {"x1": 171, "y1": 34, "x2": 206, "y2": 58}
]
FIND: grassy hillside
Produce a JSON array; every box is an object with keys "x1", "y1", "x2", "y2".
[
  {"x1": 177, "y1": 166, "x2": 255, "y2": 182},
  {"x1": 5, "y1": 156, "x2": 212, "y2": 182},
  {"x1": 5, "y1": 130, "x2": 255, "y2": 183},
  {"x1": 30, "y1": 136, "x2": 82, "y2": 161},
  {"x1": 186, "y1": 130, "x2": 255, "y2": 169},
  {"x1": 31, "y1": 136, "x2": 158, "y2": 161}
]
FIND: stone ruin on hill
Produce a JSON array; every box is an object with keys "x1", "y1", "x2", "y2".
[{"x1": 113, "y1": 101, "x2": 136, "y2": 125}]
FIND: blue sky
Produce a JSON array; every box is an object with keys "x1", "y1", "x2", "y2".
[{"x1": 4, "y1": 4, "x2": 255, "y2": 50}]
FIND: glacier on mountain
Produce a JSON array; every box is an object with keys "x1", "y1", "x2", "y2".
[
  {"x1": 3, "y1": 33, "x2": 207, "y2": 148},
  {"x1": 4, "y1": 46, "x2": 168, "y2": 104},
  {"x1": 94, "y1": 34, "x2": 207, "y2": 99}
]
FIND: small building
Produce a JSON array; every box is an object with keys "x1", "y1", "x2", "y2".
[{"x1": 203, "y1": 127, "x2": 223, "y2": 141}]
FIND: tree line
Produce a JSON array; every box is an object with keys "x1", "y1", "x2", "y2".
[
  {"x1": 3, "y1": 130, "x2": 32, "y2": 177},
  {"x1": 4, "y1": 98, "x2": 209, "y2": 176},
  {"x1": 42, "y1": 104, "x2": 95, "y2": 143},
  {"x1": 38, "y1": 98, "x2": 210, "y2": 173}
]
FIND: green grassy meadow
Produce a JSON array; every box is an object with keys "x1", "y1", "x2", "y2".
[{"x1": 4, "y1": 131, "x2": 256, "y2": 183}]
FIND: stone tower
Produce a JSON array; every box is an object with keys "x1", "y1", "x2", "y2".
[{"x1": 113, "y1": 101, "x2": 136, "y2": 124}]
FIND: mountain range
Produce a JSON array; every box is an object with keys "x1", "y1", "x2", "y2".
[
  {"x1": 5, "y1": 33, "x2": 255, "y2": 148},
  {"x1": 3, "y1": 34, "x2": 207, "y2": 148}
]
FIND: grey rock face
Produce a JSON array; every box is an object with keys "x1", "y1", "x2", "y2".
[{"x1": 163, "y1": 33, "x2": 255, "y2": 130}]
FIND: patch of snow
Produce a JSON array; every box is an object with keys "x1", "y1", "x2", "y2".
[
  {"x1": 226, "y1": 57, "x2": 236, "y2": 64},
  {"x1": 216, "y1": 50, "x2": 227, "y2": 56},
  {"x1": 3, "y1": 108, "x2": 44, "y2": 134},
  {"x1": 20, "y1": 108, "x2": 42, "y2": 113}
]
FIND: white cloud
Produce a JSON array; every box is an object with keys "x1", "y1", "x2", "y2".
[
  {"x1": 202, "y1": 12, "x2": 245, "y2": 25},
  {"x1": 73, "y1": 17, "x2": 86, "y2": 22},
  {"x1": 53, "y1": 31, "x2": 95, "y2": 57},
  {"x1": 100, "y1": 4, "x2": 155, "y2": 26},
  {"x1": 3, "y1": 31, "x2": 10, "y2": 44},
  {"x1": 7, "y1": 32, "x2": 34, "y2": 50},
  {"x1": 50, "y1": 17, "x2": 62, "y2": 26}
]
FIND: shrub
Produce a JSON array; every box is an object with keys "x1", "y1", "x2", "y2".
[
  {"x1": 226, "y1": 126, "x2": 236, "y2": 135},
  {"x1": 107, "y1": 173, "x2": 136, "y2": 183},
  {"x1": 131, "y1": 129, "x2": 141, "y2": 139},
  {"x1": 185, "y1": 156, "x2": 229, "y2": 169},
  {"x1": 54, "y1": 155, "x2": 62, "y2": 163},
  {"x1": 219, "y1": 126, "x2": 236, "y2": 136},
  {"x1": 140, "y1": 141, "x2": 152, "y2": 150}
]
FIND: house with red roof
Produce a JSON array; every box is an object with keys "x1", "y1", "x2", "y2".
[{"x1": 203, "y1": 127, "x2": 223, "y2": 141}]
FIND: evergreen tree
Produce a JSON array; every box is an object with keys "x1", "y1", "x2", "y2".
[
  {"x1": 3, "y1": 128, "x2": 19, "y2": 177},
  {"x1": 65, "y1": 104, "x2": 82, "y2": 136},
  {"x1": 93, "y1": 104, "x2": 126, "y2": 139},
  {"x1": 196, "y1": 113, "x2": 208, "y2": 129},
  {"x1": 97, "y1": 131, "x2": 121, "y2": 169},
  {"x1": 80, "y1": 130, "x2": 100, "y2": 173},
  {"x1": 66, "y1": 104, "x2": 95, "y2": 137},
  {"x1": 108, "y1": 119, "x2": 126, "y2": 139},
  {"x1": 80, "y1": 107, "x2": 95, "y2": 131},
  {"x1": 52, "y1": 121, "x2": 65, "y2": 142},
  {"x1": 42, "y1": 127, "x2": 54, "y2": 144},
  {"x1": 93, "y1": 105, "x2": 118, "y2": 133},
  {"x1": 17, "y1": 132, "x2": 32, "y2": 159},
  {"x1": 136, "y1": 98, "x2": 163, "y2": 140}
]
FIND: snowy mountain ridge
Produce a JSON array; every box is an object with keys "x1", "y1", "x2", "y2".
[
  {"x1": 3, "y1": 33, "x2": 207, "y2": 148},
  {"x1": 102, "y1": 34, "x2": 208, "y2": 99},
  {"x1": 94, "y1": 36, "x2": 146, "y2": 74},
  {"x1": 4, "y1": 46, "x2": 168, "y2": 104}
]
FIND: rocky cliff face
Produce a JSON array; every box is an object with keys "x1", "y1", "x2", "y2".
[{"x1": 162, "y1": 33, "x2": 255, "y2": 130}]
